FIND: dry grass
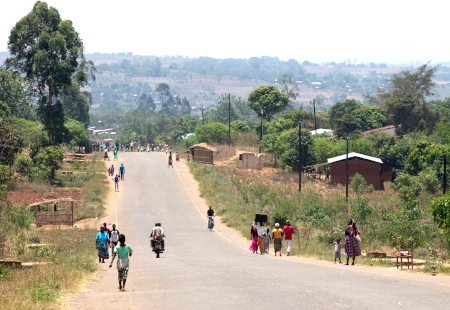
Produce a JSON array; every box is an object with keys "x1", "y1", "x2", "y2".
[
  {"x1": 189, "y1": 150, "x2": 448, "y2": 271},
  {"x1": 0, "y1": 228, "x2": 97, "y2": 309}
]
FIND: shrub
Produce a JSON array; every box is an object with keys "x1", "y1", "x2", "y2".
[
  {"x1": 418, "y1": 168, "x2": 440, "y2": 194},
  {"x1": 392, "y1": 172, "x2": 422, "y2": 201}
]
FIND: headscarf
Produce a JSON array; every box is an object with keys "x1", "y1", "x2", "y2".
[{"x1": 275, "y1": 223, "x2": 280, "y2": 228}]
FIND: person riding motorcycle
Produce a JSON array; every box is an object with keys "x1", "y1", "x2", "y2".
[
  {"x1": 150, "y1": 223, "x2": 165, "y2": 251},
  {"x1": 207, "y1": 206, "x2": 215, "y2": 228}
]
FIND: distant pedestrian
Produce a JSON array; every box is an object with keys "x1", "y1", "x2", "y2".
[
  {"x1": 110, "y1": 233, "x2": 132, "y2": 292},
  {"x1": 113, "y1": 149, "x2": 118, "y2": 161},
  {"x1": 272, "y1": 223, "x2": 284, "y2": 256},
  {"x1": 257, "y1": 222, "x2": 266, "y2": 255},
  {"x1": 333, "y1": 238, "x2": 342, "y2": 264},
  {"x1": 119, "y1": 164, "x2": 125, "y2": 180},
  {"x1": 264, "y1": 228, "x2": 271, "y2": 254},
  {"x1": 344, "y1": 219, "x2": 361, "y2": 265},
  {"x1": 249, "y1": 223, "x2": 259, "y2": 254},
  {"x1": 110, "y1": 164, "x2": 115, "y2": 176},
  {"x1": 108, "y1": 167, "x2": 111, "y2": 176},
  {"x1": 283, "y1": 220, "x2": 294, "y2": 256},
  {"x1": 113, "y1": 175, "x2": 120, "y2": 192}
]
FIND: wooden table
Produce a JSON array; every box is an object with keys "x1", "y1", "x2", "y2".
[{"x1": 396, "y1": 255, "x2": 413, "y2": 269}]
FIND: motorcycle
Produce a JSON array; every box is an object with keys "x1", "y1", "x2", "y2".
[
  {"x1": 208, "y1": 216, "x2": 214, "y2": 231},
  {"x1": 151, "y1": 238, "x2": 164, "y2": 258}
]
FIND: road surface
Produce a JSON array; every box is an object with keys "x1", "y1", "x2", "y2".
[{"x1": 68, "y1": 152, "x2": 450, "y2": 309}]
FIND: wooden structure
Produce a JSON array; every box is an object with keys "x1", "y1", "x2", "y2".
[
  {"x1": 396, "y1": 240, "x2": 414, "y2": 270},
  {"x1": 238, "y1": 152, "x2": 264, "y2": 170},
  {"x1": 28, "y1": 198, "x2": 78, "y2": 227},
  {"x1": 327, "y1": 152, "x2": 383, "y2": 190},
  {"x1": 189, "y1": 143, "x2": 216, "y2": 164}
]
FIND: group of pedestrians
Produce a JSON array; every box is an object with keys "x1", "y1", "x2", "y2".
[
  {"x1": 110, "y1": 163, "x2": 125, "y2": 192},
  {"x1": 249, "y1": 220, "x2": 294, "y2": 256},
  {"x1": 95, "y1": 223, "x2": 133, "y2": 292}
]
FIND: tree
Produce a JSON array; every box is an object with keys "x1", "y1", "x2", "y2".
[
  {"x1": 366, "y1": 63, "x2": 439, "y2": 134},
  {"x1": 247, "y1": 85, "x2": 289, "y2": 121},
  {"x1": 65, "y1": 118, "x2": 90, "y2": 150},
  {"x1": 137, "y1": 93, "x2": 156, "y2": 114},
  {"x1": 0, "y1": 103, "x2": 23, "y2": 166},
  {"x1": 431, "y1": 193, "x2": 450, "y2": 252},
  {"x1": 0, "y1": 68, "x2": 33, "y2": 119},
  {"x1": 6, "y1": 1, "x2": 95, "y2": 144},
  {"x1": 60, "y1": 80, "x2": 90, "y2": 127},
  {"x1": 195, "y1": 122, "x2": 230, "y2": 144},
  {"x1": 280, "y1": 74, "x2": 299, "y2": 103},
  {"x1": 328, "y1": 99, "x2": 359, "y2": 130}
]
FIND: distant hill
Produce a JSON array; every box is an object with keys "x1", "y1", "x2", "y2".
[{"x1": 2, "y1": 52, "x2": 450, "y2": 112}]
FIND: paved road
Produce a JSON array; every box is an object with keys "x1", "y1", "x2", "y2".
[{"x1": 69, "y1": 152, "x2": 450, "y2": 310}]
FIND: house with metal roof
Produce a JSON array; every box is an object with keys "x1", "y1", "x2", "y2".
[{"x1": 327, "y1": 152, "x2": 383, "y2": 190}]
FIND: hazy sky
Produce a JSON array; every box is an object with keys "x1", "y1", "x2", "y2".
[{"x1": 1, "y1": 0, "x2": 448, "y2": 64}]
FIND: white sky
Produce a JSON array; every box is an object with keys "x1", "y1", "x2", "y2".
[{"x1": 1, "y1": 0, "x2": 449, "y2": 64}]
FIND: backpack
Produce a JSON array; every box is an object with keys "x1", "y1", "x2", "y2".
[
  {"x1": 114, "y1": 176, "x2": 119, "y2": 182},
  {"x1": 154, "y1": 227, "x2": 161, "y2": 239},
  {"x1": 345, "y1": 227, "x2": 350, "y2": 236}
]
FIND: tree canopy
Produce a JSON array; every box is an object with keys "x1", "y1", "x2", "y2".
[
  {"x1": 247, "y1": 85, "x2": 289, "y2": 121},
  {"x1": 6, "y1": 1, "x2": 95, "y2": 144}
]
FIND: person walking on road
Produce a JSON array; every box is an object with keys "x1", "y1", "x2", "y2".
[
  {"x1": 264, "y1": 228, "x2": 271, "y2": 254},
  {"x1": 272, "y1": 223, "x2": 283, "y2": 256},
  {"x1": 96, "y1": 226, "x2": 109, "y2": 263},
  {"x1": 283, "y1": 220, "x2": 294, "y2": 256},
  {"x1": 113, "y1": 175, "x2": 120, "y2": 192},
  {"x1": 110, "y1": 234, "x2": 132, "y2": 291},
  {"x1": 119, "y1": 164, "x2": 125, "y2": 180},
  {"x1": 110, "y1": 164, "x2": 115, "y2": 176},
  {"x1": 257, "y1": 222, "x2": 266, "y2": 254},
  {"x1": 109, "y1": 224, "x2": 120, "y2": 253},
  {"x1": 344, "y1": 219, "x2": 361, "y2": 265},
  {"x1": 249, "y1": 223, "x2": 259, "y2": 254}
]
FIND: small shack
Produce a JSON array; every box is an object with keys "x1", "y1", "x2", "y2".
[
  {"x1": 238, "y1": 152, "x2": 264, "y2": 170},
  {"x1": 189, "y1": 143, "x2": 216, "y2": 164},
  {"x1": 327, "y1": 152, "x2": 383, "y2": 190},
  {"x1": 28, "y1": 198, "x2": 78, "y2": 227}
]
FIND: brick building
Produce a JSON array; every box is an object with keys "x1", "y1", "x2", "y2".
[{"x1": 327, "y1": 152, "x2": 383, "y2": 190}]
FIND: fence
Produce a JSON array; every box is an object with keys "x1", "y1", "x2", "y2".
[{"x1": 36, "y1": 211, "x2": 73, "y2": 227}]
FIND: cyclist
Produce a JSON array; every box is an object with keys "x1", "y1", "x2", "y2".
[{"x1": 207, "y1": 206, "x2": 215, "y2": 229}]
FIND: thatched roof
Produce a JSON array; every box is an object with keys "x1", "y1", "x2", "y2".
[{"x1": 189, "y1": 143, "x2": 217, "y2": 152}]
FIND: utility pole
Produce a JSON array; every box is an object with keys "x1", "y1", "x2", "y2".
[
  {"x1": 444, "y1": 153, "x2": 447, "y2": 194},
  {"x1": 228, "y1": 93, "x2": 231, "y2": 147},
  {"x1": 346, "y1": 137, "x2": 349, "y2": 203},
  {"x1": 299, "y1": 121, "x2": 302, "y2": 192},
  {"x1": 313, "y1": 99, "x2": 317, "y2": 134},
  {"x1": 201, "y1": 107, "x2": 204, "y2": 125},
  {"x1": 259, "y1": 108, "x2": 263, "y2": 153}
]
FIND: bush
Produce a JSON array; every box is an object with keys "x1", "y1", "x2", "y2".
[
  {"x1": 418, "y1": 168, "x2": 440, "y2": 194},
  {"x1": 392, "y1": 172, "x2": 422, "y2": 201}
]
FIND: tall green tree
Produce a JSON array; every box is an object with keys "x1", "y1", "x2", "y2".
[
  {"x1": 366, "y1": 63, "x2": 439, "y2": 134},
  {"x1": 137, "y1": 93, "x2": 156, "y2": 114},
  {"x1": 0, "y1": 68, "x2": 33, "y2": 119},
  {"x1": 247, "y1": 85, "x2": 289, "y2": 121},
  {"x1": 6, "y1": 1, "x2": 95, "y2": 144},
  {"x1": 60, "y1": 80, "x2": 90, "y2": 127}
]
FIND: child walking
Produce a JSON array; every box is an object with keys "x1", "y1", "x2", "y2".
[
  {"x1": 333, "y1": 238, "x2": 342, "y2": 264},
  {"x1": 264, "y1": 228, "x2": 271, "y2": 254}
]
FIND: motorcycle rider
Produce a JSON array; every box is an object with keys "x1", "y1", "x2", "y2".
[
  {"x1": 150, "y1": 223, "x2": 165, "y2": 251},
  {"x1": 207, "y1": 206, "x2": 215, "y2": 228}
]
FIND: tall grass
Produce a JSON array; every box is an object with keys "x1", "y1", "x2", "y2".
[
  {"x1": 189, "y1": 161, "x2": 447, "y2": 269},
  {"x1": 0, "y1": 228, "x2": 96, "y2": 309},
  {"x1": 0, "y1": 152, "x2": 109, "y2": 308}
]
